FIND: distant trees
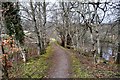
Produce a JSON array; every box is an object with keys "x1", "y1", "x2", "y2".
[
  {"x1": 49, "y1": 1, "x2": 118, "y2": 64},
  {"x1": 59, "y1": 2, "x2": 71, "y2": 47},
  {"x1": 57, "y1": 1, "x2": 110, "y2": 63}
]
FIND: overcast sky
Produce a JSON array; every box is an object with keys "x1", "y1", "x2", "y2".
[
  {"x1": 19, "y1": 0, "x2": 119, "y2": 23},
  {"x1": 1, "y1": 0, "x2": 118, "y2": 2}
]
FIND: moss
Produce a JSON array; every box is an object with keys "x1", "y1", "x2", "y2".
[
  {"x1": 9, "y1": 44, "x2": 53, "y2": 78},
  {"x1": 71, "y1": 53, "x2": 91, "y2": 78}
]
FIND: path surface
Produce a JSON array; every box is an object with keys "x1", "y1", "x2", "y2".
[{"x1": 47, "y1": 43, "x2": 71, "y2": 78}]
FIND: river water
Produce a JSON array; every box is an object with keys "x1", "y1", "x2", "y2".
[{"x1": 101, "y1": 43, "x2": 117, "y2": 61}]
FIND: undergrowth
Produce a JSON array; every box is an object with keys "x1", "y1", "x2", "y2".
[{"x1": 9, "y1": 44, "x2": 53, "y2": 78}]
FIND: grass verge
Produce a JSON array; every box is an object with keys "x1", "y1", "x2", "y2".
[
  {"x1": 9, "y1": 44, "x2": 53, "y2": 78},
  {"x1": 71, "y1": 53, "x2": 91, "y2": 78}
]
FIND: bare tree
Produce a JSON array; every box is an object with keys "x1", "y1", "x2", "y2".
[
  {"x1": 116, "y1": 1, "x2": 120, "y2": 64},
  {"x1": 30, "y1": 0, "x2": 41, "y2": 55}
]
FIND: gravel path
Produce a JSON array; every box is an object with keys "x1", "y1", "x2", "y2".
[{"x1": 47, "y1": 43, "x2": 71, "y2": 78}]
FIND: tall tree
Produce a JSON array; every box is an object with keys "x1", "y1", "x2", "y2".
[
  {"x1": 1, "y1": 2, "x2": 26, "y2": 79},
  {"x1": 2, "y1": 2, "x2": 26, "y2": 63},
  {"x1": 0, "y1": 2, "x2": 4, "y2": 80},
  {"x1": 30, "y1": 0, "x2": 41, "y2": 55},
  {"x1": 2, "y1": 2, "x2": 24, "y2": 44},
  {"x1": 116, "y1": 1, "x2": 120, "y2": 64}
]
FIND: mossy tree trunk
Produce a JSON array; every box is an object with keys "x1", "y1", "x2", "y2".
[
  {"x1": 2, "y1": 2, "x2": 24, "y2": 44},
  {"x1": 116, "y1": 2, "x2": 120, "y2": 64},
  {"x1": 116, "y1": 21, "x2": 120, "y2": 64}
]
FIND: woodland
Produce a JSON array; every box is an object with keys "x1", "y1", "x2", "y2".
[{"x1": 0, "y1": 0, "x2": 120, "y2": 79}]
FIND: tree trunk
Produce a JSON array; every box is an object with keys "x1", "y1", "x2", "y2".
[
  {"x1": 38, "y1": 2, "x2": 43, "y2": 54},
  {"x1": 0, "y1": 31, "x2": 2, "y2": 80},
  {"x1": 61, "y1": 36, "x2": 65, "y2": 47},
  {"x1": 15, "y1": 40, "x2": 26, "y2": 62},
  {"x1": 116, "y1": 43, "x2": 120, "y2": 64},
  {"x1": 42, "y1": 0, "x2": 47, "y2": 52},
  {"x1": 0, "y1": 3, "x2": 3, "y2": 79},
  {"x1": 1, "y1": 44, "x2": 9, "y2": 80},
  {"x1": 30, "y1": 1, "x2": 41, "y2": 55},
  {"x1": 116, "y1": 21, "x2": 120, "y2": 64}
]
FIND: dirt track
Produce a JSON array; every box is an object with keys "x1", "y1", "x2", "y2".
[{"x1": 47, "y1": 43, "x2": 71, "y2": 78}]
